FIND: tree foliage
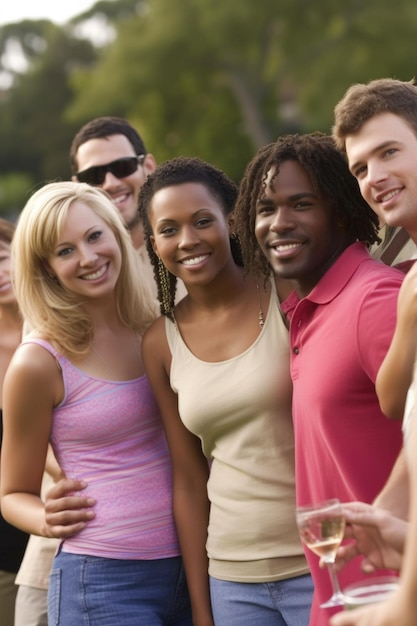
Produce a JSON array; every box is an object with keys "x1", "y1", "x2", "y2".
[{"x1": 1, "y1": 0, "x2": 417, "y2": 216}]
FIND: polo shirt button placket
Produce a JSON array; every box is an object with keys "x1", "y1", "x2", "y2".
[{"x1": 293, "y1": 347, "x2": 299, "y2": 354}]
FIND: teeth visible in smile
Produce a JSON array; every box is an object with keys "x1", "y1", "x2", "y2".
[
  {"x1": 82, "y1": 265, "x2": 106, "y2": 280},
  {"x1": 274, "y1": 243, "x2": 299, "y2": 252},
  {"x1": 381, "y1": 190, "x2": 399, "y2": 202},
  {"x1": 112, "y1": 193, "x2": 129, "y2": 204},
  {"x1": 181, "y1": 255, "x2": 208, "y2": 266}
]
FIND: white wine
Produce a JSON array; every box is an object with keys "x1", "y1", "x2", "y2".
[
  {"x1": 299, "y1": 516, "x2": 345, "y2": 562},
  {"x1": 295, "y1": 499, "x2": 346, "y2": 608},
  {"x1": 303, "y1": 536, "x2": 342, "y2": 559}
]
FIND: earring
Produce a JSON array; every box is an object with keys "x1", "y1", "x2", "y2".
[{"x1": 158, "y1": 258, "x2": 173, "y2": 316}]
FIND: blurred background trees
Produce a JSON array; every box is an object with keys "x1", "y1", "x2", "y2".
[{"x1": 1, "y1": 0, "x2": 417, "y2": 217}]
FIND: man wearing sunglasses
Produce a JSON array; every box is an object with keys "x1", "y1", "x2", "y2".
[
  {"x1": 70, "y1": 116, "x2": 157, "y2": 250},
  {"x1": 13, "y1": 117, "x2": 185, "y2": 626}
]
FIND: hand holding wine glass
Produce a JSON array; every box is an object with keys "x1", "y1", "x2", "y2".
[{"x1": 296, "y1": 498, "x2": 346, "y2": 608}]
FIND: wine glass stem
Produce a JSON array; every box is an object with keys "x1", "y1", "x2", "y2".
[{"x1": 327, "y1": 561, "x2": 343, "y2": 597}]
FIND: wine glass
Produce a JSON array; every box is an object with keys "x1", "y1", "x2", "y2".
[{"x1": 296, "y1": 498, "x2": 346, "y2": 608}]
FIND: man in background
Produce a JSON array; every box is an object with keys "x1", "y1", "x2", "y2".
[
  {"x1": 70, "y1": 116, "x2": 186, "y2": 303},
  {"x1": 14, "y1": 116, "x2": 184, "y2": 626},
  {"x1": 70, "y1": 116, "x2": 157, "y2": 250}
]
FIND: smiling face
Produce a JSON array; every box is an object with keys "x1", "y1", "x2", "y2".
[
  {"x1": 345, "y1": 112, "x2": 417, "y2": 241},
  {"x1": 149, "y1": 182, "x2": 233, "y2": 288},
  {"x1": 74, "y1": 134, "x2": 156, "y2": 230},
  {"x1": 47, "y1": 200, "x2": 122, "y2": 301},
  {"x1": 254, "y1": 160, "x2": 350, "y2": 297}
]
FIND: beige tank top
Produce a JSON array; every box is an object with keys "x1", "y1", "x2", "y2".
[{"x1": 165, "y1": 281, "x2": 308, "y2": 582}]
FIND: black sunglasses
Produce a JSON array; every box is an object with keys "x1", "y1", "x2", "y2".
[{"x1": 75, "y1": 155, "x2": 145, "y2": 186}]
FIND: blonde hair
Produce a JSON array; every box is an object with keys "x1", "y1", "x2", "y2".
[{"x1": 12, "y1": 181, "x2": 157, "y2": 358}]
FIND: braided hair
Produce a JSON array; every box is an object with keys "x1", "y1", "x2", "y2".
[
  {"x1": 233, "y1": 132, "x2": 381, "y2": 279},
  {"x1": 138, "y1": 156, "x2": 239, "y2": 318}
]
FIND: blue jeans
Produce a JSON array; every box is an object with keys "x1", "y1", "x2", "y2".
[
  {"x1": 48, "y1": 551, "x2": 192, "y2": 626},
  {"x1": 209, "y1": 573, "x2": 313, "y2": 626}
]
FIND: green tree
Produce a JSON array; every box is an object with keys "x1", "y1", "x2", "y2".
[
  {"x1": 66, "y1": 0, "x2": 293, "y2": 180},
  {"x1": 277, "y1": 0, "x2": 417, "y2": 130},
  {"x1": 2, "y1": 0, "x2": 417, "y2": 213},
  {"x1": 0, "y1": 19, "x2": 97, "y2": 213},
  {"x1": 65, "y1": 0, "x2": 417, "y2": 180}
]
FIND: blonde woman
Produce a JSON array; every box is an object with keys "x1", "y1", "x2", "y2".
[{"x1": 0, "y1": 182, "x2": 192, "y2": 625}]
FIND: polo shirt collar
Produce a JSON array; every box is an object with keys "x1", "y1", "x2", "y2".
[{"x1": 281, "y1": 242, "x2": 370, "y2": 313}]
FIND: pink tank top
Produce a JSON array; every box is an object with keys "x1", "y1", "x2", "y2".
[{"x1": 25, "y1": 338, "x2": 179, "y2": 560}]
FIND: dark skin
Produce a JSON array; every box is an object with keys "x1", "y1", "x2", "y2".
[
  {"x1": 145, "y1": 182, "x2": 276, "y2": 626},
  {"x1": 254, "y1": 161, "x2": 353, "y2": 297},
  {"x1": 143, "y1": 181, "x2": 295, "y2": 626},
  {"x1": 35, "y1": 180, "x2": 294, "y2": 626}
]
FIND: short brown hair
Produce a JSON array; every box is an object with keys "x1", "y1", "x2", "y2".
[
  {"x1": 70, "y1": 116, "x2": 147, "y2": 174},
  {"x1": 333, "y1": 78, "x2": 417, "y2": 151}
]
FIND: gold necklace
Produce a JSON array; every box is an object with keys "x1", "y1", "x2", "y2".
[
  {"x1": 256, "y1": 282, "x2": 265, "y2": 328},
  {"x1": 172, "y1": 284, "x2": 265, "y2": 330}
]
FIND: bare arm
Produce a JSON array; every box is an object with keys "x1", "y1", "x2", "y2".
[
  {"x1": 142, "y1": 320, "x2": 214, "y2": 626},
  {"x1": 333, "y1": 501, "x2": 406, "y2": 574},
  {"x1": 330, "y1": 366, "x2": 417, "y2": 626},
  {"x1": 376, "y1": 262, "x2": 417, "y2": 419},
  {"x1": 1, "y1": 344, "x2": 96, "y2": 539},
  {"x1": 43, "y1": 445, "x2": 96, "y2": 537},
  {"x1": 372, "y1": 448, "x2": 409, "y2": 520},
  {"x1": 387, "y1": 385, "x2": 417, "y2": 611},
  {"x1": 43, "y1": 477, "x2": 96, "y2": 538},
  {"x1": 1, "y1": 344, "x2": 58, "y2": 536}
]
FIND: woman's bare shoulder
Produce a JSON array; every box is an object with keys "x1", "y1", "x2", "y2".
[
  {"x1": 143, "y1": 315, "x2": 166, "y2": 344},
  {"x1": 8, "y1": 340, "x2": 61, "y2": 383}
]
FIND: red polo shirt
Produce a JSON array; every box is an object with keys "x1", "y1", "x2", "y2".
[{"x1": 282, "y1": 243, "x2": 404, "y2": 626}]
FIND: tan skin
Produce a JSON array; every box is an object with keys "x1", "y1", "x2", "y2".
[
  {"x1": 328, "y1": 123, "x2": 417, "y2": 570},
  {"x1": 327, "y1": 269, "x2": 417, "y2": 625},
  {"x1": 329, "y1": 395, "x2": 417, "y2": 626},
  {"x1": 144, "y1": 276, "x2": 274, "y2": 626},
  {"x1": 0, "y1": 244, "x2": 66, "y2": 522},
  {"x1": 332, "y1": 501, "x2": 407, "y2": 574},
  {"x1": 1, "y1": 202, "x2": 144, "y2": 538},
  {"x1": 327, "y1": 114, "x2": 417, "y2": 625},
  {"x1": 0, "y1": 322, "x2": 22, "y2": 394},
  {"x1": 141, "y1": 182, "x2": 291, "y2": 626},
  {"x1": 143, "y1": 322, "x2": 212, "y2": 626},
  {"x1": 0, "y1": 237, "x2": 24, "y2": 538},
  {"x1": 73, "y1": 134, "x2": 157, "y2": 249},
  {"x1": 376, "y1": 260, "x2": 417, "y2": 420},
  {"x1": 344, "y1": 113, "x2": 417, "y2": 425},
  {"x1": 344, "y1": 113, "x2": 417, "y2": 524},
  {"x1": 73, "y1": 134, "x2": 187, "y2": 304}
]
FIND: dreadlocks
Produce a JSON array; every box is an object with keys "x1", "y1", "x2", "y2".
[{"x1": 233, "y1": 132, "x2": 381, "y2": 279}]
